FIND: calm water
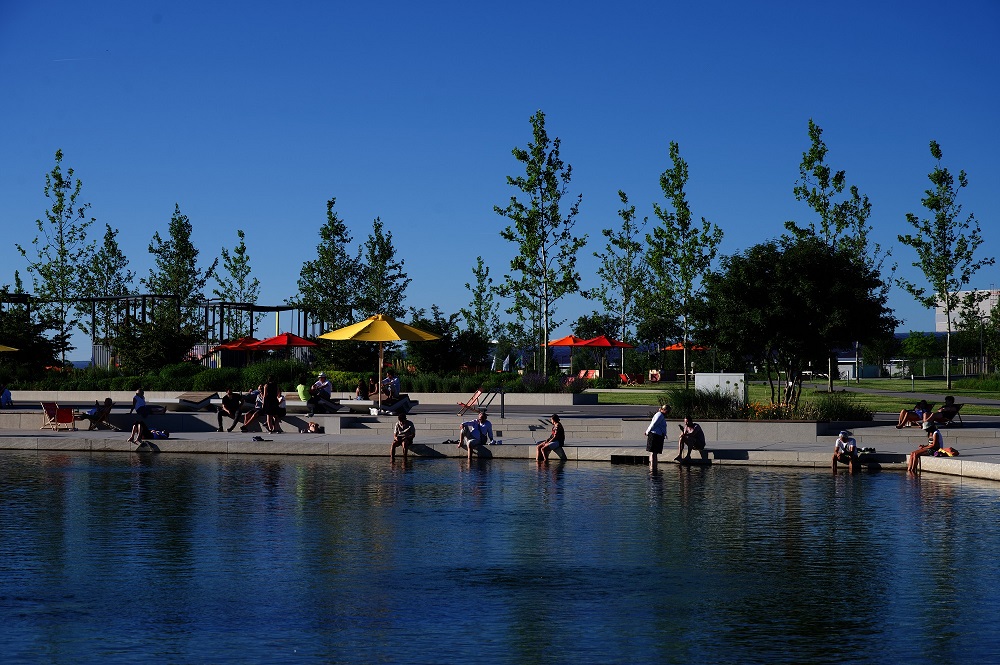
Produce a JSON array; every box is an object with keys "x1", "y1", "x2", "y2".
[{"x1": 1, "y1": 451, "x2": 998, "y2": 664}]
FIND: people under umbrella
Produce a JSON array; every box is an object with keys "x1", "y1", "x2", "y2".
[{"x1": 308, "y1": 372, "x2": 335, "y2": 416}]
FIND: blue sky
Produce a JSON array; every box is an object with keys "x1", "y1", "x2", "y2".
[{"x1": 2, "y1": 1, "x2": 998, "y2": 360}]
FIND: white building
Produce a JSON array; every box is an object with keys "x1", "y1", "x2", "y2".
[{"x1": 935, "y1": 289, "x2": 998, "y2": 332}]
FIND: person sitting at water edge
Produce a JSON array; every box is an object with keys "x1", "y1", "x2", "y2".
[
  {"x1": 217, "y1": 388, "x2": 243, "y2": 432},
  {"x1": 645, "y1": 404, "x2": 671, "y2": 467},
  {"x1": 908, "y1": 422, "x2": 943, "y2": 474},
  {"x1": 459, "y1": 410, "x2": 494, "y2": 460},
  {"x1": 675, "y1": 416, "x2": 706, "y2": 462},
  {"x1": 391, "y1": 413, "x2": 415, "y2": 460},
  {"x1": 127, "y1": 420, "x2": 169, "y2": 444},
  {"x1": 536, "y1": 414, "x2": 565, "y2": 462},
  {"x1": 831, "y1": 430, "x2": 858, "y2": 473},
  {"x1": 896, "y1": 399, "x2": 930, "y2": 428}
]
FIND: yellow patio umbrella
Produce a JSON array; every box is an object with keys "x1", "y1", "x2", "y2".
[
  {"x1": 0, "y1": 345, "x2": 18, "y2": 352},
  {"x1": 318, "y1": 314, "x2": 441, "y2": 410}
]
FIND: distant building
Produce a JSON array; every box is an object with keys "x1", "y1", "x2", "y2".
[{"x1": 935, "y1": 289, "x2": 999, "y2": 332}]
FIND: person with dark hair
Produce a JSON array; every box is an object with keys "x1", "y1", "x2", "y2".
[
  {"x1": 391, "y1": 413, "x2": 415, "y2": 460},
  {"x1": 355, "y1": 376, "x2": 369, "y2": 400},
  {"x1": 217, "y1": 388, "x2": 243, "y2": 432},
  {"x1": 263, "y1": 376, "x2": 283, "y2": 434},
  {"x1": 644, "y1": 404, "x2": 671, "y2": 467},
  {"x1": 675, "y1": 416, "x2": 706, "y2": 462},
  {"x1": 535, "y1": 414, "x2": 565, "y2": 462}
]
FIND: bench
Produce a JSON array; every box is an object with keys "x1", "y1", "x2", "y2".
[{"x1": 344, "y1": 395, "x2": 417, "y2": 415}]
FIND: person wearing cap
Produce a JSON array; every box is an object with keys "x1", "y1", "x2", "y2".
[
  {"x1": 832, "y1": 430, "x2": 858, "y2": 473},
  {"x1": 908, "y1": 421, "x2": 943, "y2": 474},
  {"x1": 307, "y1": 372, "x2": 333, "y2": 416}
]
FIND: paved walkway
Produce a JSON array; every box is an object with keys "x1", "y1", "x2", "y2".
[{"x1": 4, "y1": 412, "x2": 1000, "y2": 482}]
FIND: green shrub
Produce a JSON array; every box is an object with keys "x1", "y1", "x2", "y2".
[
  {"x1": 798, "y1": 392, "x2": 873, "y2": 421},
  {"x1": 242, "y1": 360, "x2": 307, "y2": 391},
  {"x1": 954, "y1": 374, "x2": 1000, "y2": 391},
  {"x1": 111, "y1": 375, "x2": 144, "y2": 392},
  {"x1": 192, "y1": 367, "x2": 243, "y2": 392}
]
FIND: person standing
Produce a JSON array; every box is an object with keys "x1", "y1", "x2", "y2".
[
  {"x1": 535, "y1": 414, "x2": 565, "y2": 462},
  {"x1": 458, "y1": 410, "x2": 495, "y2": 460},
  {"x1": 831, "y1": 430, "x2": 858, "y2": 473},
  {"x1": 645, "y1": 404, "x2": 671, "y2": 467}
]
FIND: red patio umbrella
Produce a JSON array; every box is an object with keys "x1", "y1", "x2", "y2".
[
  {"x1": 662, "y1": 342, "x2": 710, "y2": 351},
  {"x1": 546, "y1": 334, "x2": 591, "y2": 372},
  {"x1": 581, "y1": 335, "x2": 634, "y2": 376},
  {"x1": 249, "y1": 332, "x2": 318, "y2": 350},
  {"x1": 211, "y1": 336, "x2": 260, "y2": 352}
]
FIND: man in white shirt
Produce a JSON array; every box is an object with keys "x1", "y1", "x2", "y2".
[
  {"x1": 458, "y1": 410, "x2": 495, "y2": 460},
  {"x1": 832, "y1": 430, "x2": 858, "y2": 473},
  {"x1": 308, "y1": 372, "x2": 334, "y2": 416}
]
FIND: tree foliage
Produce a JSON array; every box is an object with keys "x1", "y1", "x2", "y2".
[
  {"x1": 356, "y1": 217, "x2": 411, "y2": 319},
  {"x1": 587, "y1": 190, "x2": 647, "y2": 342},
  {"x1": 897, "y1": 140, "x2": 995, "y2": 388},
  {"x1": 290, "y1": 198, "x2": 358, "y2": 329},
  {"x1": 460, "y1": 256, "x2": 500, "y2": 338},
  {"x1": 699, "y1": 237, "x2": 897, "y2": 407},
  {"x1": 406, "y1": 305, "x2": 490, "y2": 373},
  {"x1": 213, "y1": 229, "x2": 263, "y2": 339},
  {"x1": 81, "y1": 223, "x2": 134, "y2": 347},
  {"x1": 0, "y1": 273, "x2": 58, "y2": 381},
  {"x1": 496, "y1": 110, "x2": 587, "y2": 380},
  {"x1": 643, "y1": 141, "x2": 723, "y2": 387},
  {"x1": 142, "y1": 203, "x2": 218, "y2": 324},
  {"x1": 15, "y1": 150, "x2": 96, "y2": 363}
]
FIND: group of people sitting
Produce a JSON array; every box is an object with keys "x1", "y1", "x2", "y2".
[
  {"x1": 895, "y1": 396, "x2": 961, "y2": 428},
  {"x1": 644, "y1": 404, "x2": 706, "y2": 467}
]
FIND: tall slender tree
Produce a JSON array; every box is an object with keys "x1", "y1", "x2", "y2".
[
  {"x1": 290, "y1": 197, "x2": 358, "y2": 329},
  {"x1": 586, "y1": 190, "x2": 648, "y2": 342},
  {"x1": 496, "y1": 110, "x2": 587, "y2": 380},
  {"x1": 213, "y1": 229, "x2": 263, "y2": 339},
  {"x1": 356, "y1": 217, "x2": 410, "y2": 319},
  {"x1": 81, "y1": 223, "x2": 134, "y2": 348},
  {"x1": 785, "y1": 120, "x2": 891, "y2": 391},
  {"x1": 644, "y1": 141, "x2": 723, "y2": 388},
  {"x1": 898, "y1": 140, "x2": 995, "y2": 389},
  {"x1": 461, "y1": 256, "x2": 500, "y2": 338},
  {"x1": 16, "y1": 150, "x2": 96, "y2": 363}
]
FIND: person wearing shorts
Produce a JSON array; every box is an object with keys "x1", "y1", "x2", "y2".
[
  {"x1": 536, "y1": 414, "x2": 565, "y2": 462},
  {"x1": 645, "y1": 404, "x2": 671, "y2": 467}
]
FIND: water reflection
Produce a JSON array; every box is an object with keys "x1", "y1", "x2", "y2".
[{"x1": 0, "y1": 451, "x2": 998, "y2": 663}]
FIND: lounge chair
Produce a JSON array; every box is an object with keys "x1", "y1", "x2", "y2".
[
  {"x1": 458, "y1": 388, "x2": 484, "y2": 416},
  {"x1": 77, "y1": 401, "x2": 120, "y2": 431},
  {"x1": 937, "y1": 402, "x2": 964, "y2": 427},
  {"x1": 40, "y1": 402, "x2": 76, "y2": 431}
]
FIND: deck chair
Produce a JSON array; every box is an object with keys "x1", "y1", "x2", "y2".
[
  {"x1": 458, "y1": 388, "x2": 485, "y2": 416},
  {"x1": 40, "y1": 402, "x2": 76, "y2": 431},
  {"x1": 938, "y1": 403, "x2": 964, "y2": 427},
  {"x1": 78, "y1": 401, "x2": 119, "y2": 431}
]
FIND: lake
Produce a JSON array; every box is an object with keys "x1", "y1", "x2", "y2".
[{"x1": 1, "y1": 451, "x2": 998, "y2": 664}]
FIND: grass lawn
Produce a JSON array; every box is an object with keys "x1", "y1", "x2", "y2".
[{"x1": 596, "y1": 378, "x2": 1000, "y2": 416}]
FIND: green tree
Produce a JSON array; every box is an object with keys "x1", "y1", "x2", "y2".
[
  {"x1": 897, "y1": 140, "x2": 995, "y2": 389},
  {"x1": 290, "y1": 198, "x2": 358, "y2": 329},
  {"x1": 785, "y1": 120, "x2": 891, "y2": 391},
  {"x1": 356, "y1": 217, "x2": 410, "y2": 319},
  {"x1": 81, "y1": 223, "x2": 134, "y2": 348},
  {"x1": 899, "y1": 330, "x2": 940, "y2": 377},
  {"x1": 699, "y1": 238, "x2": 896, "y2": 408},
  {"x1": 406, "y1": 305, "x2": 490, "y2": 373},
  {"x1": 644, "y1": 141, "x2": 723, "y2": 388},
  {"x1": 142, "y1": 203, "x2": 218, "y2": 325},
  {"x1": 496, "y1": 110, "x2": 587, "y2": 380},
  {"x1": 460, "y1": 257, "x2": 500, "y2": 338},
  {"x1": 213, "y1": 229, "x2": 263, "y2": 339},
  {"x1": 586, "y1": 190, "x2": 647, "y2": 342},
  {"x1": 15, "y1": 150, "x2": 96, "y2": 364},
  {"x1": 0, "y1": 273, "x2": 58, "y2": 382}
]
